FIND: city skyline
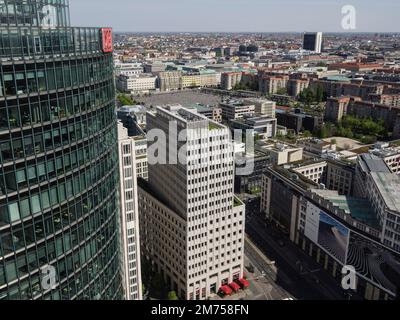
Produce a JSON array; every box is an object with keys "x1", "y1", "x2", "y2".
[
  {"x1": 70, "y1": 0, "x2": 400, "y2": 33},
  {"x1": 2, "y1": 0, "x2": 400, "y2": 304}
]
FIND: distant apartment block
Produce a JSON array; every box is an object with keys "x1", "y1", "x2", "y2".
[
  {"x1": 187, "y1": 104, "x2": 222, "y2": 123},
  {"x1": 292, "y1": 160, "x2": 328, "y2": 184},
  {"x1": 298, "y1": 138, "x2": 337, "y2": 156},
  {"x1": 115, "y1": 62, "x2": 144, "y2": 76},
  {"x1": 275, "y1": 109, "x2": 323, "y2": 134},
  {"x1": 144, "y1": 62, "x2": 166, "y2": 74},
  {"x1": 257, "y1": 142, "x2": 303, "y2": 166},
  {"x1": 221, "y1": 72, "x2": 242, "y2": 90},
  {"x1": 243, "y1": 98, "x2": 276, "y2": 118},
  {"x1": 327, "y1": 62, "x2": 383, "y2": 72},
  {"x1": 288, "y1": 79, "x2": 310, "y2": 97},
  {"x1": 259, "y1": 75, "x2": 289, "y2": 95},
  {"x1": 157, "y1": 70, "x2": 219, "y2": 91},
  {"x1": 324, "y1": 96, "x2": 351, "y2": 122},
  {"x1": 158, "y1": 71, "x2": 182, "y2": 91},
  {"x1": 219, "y1": 100, "x2": 256, "y2": 121},
  {"x1": 347, "y1": 100, "x2": 400, "y2": 131},
  {"x1": 303, "y1": 32, "x2": 323, "y2": 53},
  {"x1": 310, "y1": 79, "x2": 384, "y2": 100},
  {"x1": 230, "y1": 114, "x2": 278, "y2": 140},
  {"x1": 370, "y1": 94, "x2": 400, "y2": 107},
  {"x1": 116, "y1": 74, "x2": 157, "y2": 94}
]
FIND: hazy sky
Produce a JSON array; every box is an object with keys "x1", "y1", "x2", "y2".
[{"x1": 69, "y1": 0, "x2": 400, "y2": 33}]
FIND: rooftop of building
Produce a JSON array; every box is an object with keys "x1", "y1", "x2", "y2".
[
  {"x1": 185, "y1": 103, "x2": 214, "y2": 113},
  {"x1": 369, "y1": 145, "x2": 400, "y2": 158},
  {"x1": 390, "y1": 139, "x2": 400, "y2": 148},
  {"x1": 156, "y1": 104, "x2": 205, "y2": 122},
  {"x1": 370, "y1": 172, "x2": 400, "y2": 213},
  {"x1": 271, "y1": 165, "x2": 320, "y2": 190},
  {"x1": 153, "y1": 105, "x2": 224, "y2": 129},
  {"x1": 275, "y1": 108, "x2": 317, "y2": 119},
  {"x1": 311, "y1": 189, "x2": 379, "y2": 229},
  {"x1": 325, "y1": 75, "x2": 352, "y2": 82},
  {"x1": 118, "y1": 105, "x2": 146, "y2": 113},
  {"x1": 349, "y1": 146, "x2": 371, "y2": 154},
  {"x1": 236, "y1": 149, "x2": 270, "y2": 161},
  {"x1": 290, "y1": 158, "x2": 327, "y2": 170},
  {"x1": 327, "y1": 96, "x2": 351, "y2": 102},
  {"x1": 359, "y1": 153, "x2": 391, "y2": 173},
  {"x1": 243, "y1": 97, "x2": 276, "y2": 104},
  {"x1": 230, "y1": 113, "x2": 277, "y2": 124},
  {"x1": 220, "y1": 99, "x2": 255, "y2": 108},
  {"x1": 258, "y1": 141, "x2": 303, "y2": 153},
  {"x1": 119, "y1": 73, "x2": 157, "y2": 79},
  {"x1": 299, "y1": 138, "x2": 332, "y2": 147}
]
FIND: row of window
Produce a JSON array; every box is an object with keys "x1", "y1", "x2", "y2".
[
  {"x1": 0, "y1": 56, "x2": 113, "y2": 98},
  {"x1": 0, "y1": 0, "x2": 70, "y2": 27},
  {"x1": 1, "y1": 87, "x2": 113, "y2": 137},
  {"x1": 0, "y1": 26, "x2": 103, "y2": 59},
  {"x1": 0, "y1": 105, "x2": 115, "y2": 165},
  {"x1": 0, "y1": 181, "x2": 120, "y2": 300},
  {"x1": 0, "y1": 122, "x2": 117, "y2": 217},
  {"x1": 0, "y1": 146, "x2": 118, "y2": 226},
  {"x1": 1, "y1": 231, "x2": 121, "y2": 300},
  {"x1": 1, "y1": 191, "x2": 118, "y2": 278}
]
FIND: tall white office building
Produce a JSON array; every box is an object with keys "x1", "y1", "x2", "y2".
[
  {"x1": 138, "y1": 105, "x2": 246, "y2": 300},
  {"x1": 303, "y1": 32, "x2": 323, "y2": 53},
  {"x1": 117, "y1": 122, "x2": 142, "y2": 300},
  {"x1": 134, "y1": 135, "x2": 148, "y2": 180}
]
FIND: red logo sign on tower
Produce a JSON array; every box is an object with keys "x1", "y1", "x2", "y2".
[{"x1": 101, "y1": 28, "x2": 113, "y2": 53}]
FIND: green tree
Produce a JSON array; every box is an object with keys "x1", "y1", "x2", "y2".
[
  {"x1": 299, "y1": 88, "x2": 315, "y2": 105},
  {"x1": 303, "y1": 130, "x2": 312, "y2": 138},
  {"x1": 338, "y1": 115, "x2": 386, "y2": 139},
  {"x1": 117, "y1": 94, "x2": 135, "y2": 106},
  {"x1": 167, "y1": 291, "x2": 178, "y2": 300},
  {"x1": 315, "y1": 84, "x2": 324, "y2": 103},
  {"x1": 315, "y1": 123, "x2": 334, "y2": 139},
  {"x1": 276, "y1": 87, "x2": 288, "y2": 95},
  {"x1": 233, "y1": 83, "x2": 247, "y2": 91}
]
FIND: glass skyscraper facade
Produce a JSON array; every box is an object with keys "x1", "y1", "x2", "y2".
[{"x1": 0, "y1": 0, "x2": 123, "y2": 299}]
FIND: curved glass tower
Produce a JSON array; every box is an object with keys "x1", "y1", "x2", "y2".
[{"x1": 0, "y1": 0, "x2": 123, "y2": 299}]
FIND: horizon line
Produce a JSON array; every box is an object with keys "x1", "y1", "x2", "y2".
[{"x1": 112, "y1": 30, "x2": 400, "y2": 34}]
